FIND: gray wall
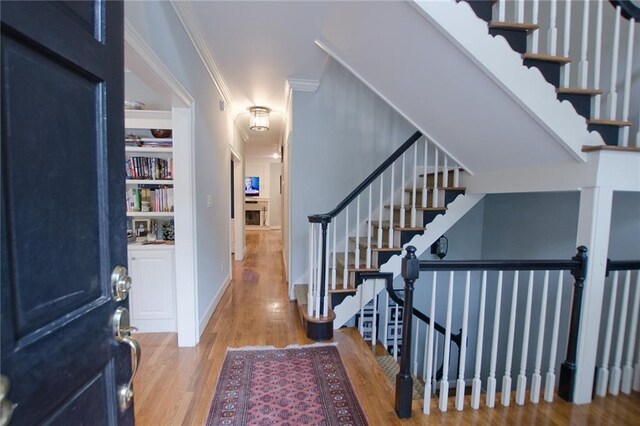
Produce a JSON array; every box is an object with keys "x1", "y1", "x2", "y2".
[{"x1": 289, "y1": 59, "x2": 416, "y2": 285}]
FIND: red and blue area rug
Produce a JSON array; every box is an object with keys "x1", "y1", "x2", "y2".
[{"x1": 206, "y1": 344, "x2": 368, "y2": 425}]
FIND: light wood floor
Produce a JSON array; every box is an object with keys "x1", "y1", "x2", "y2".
[{"x1": 133, "y1": 230, "x2": 640, "y2": 425}]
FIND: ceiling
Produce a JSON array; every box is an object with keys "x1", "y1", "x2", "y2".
[{"x1": 125, "y1": 1, "x2": 334, "y2": 162}]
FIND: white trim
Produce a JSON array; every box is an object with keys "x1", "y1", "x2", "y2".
[
  {"x1": 124, "y1": 20, "x2": 193, "y2": 106},
  {"x1": 269, "y1": 226, "x2": 282, "y2": 230},
  {"x1": 199, "y1": 274, "x2": 232, "y2": 333},
  {"x1": 314, "y1": 38, "x2": 472, "y2": 176},
  {"x1": 287, "y1": 78, "x2": 320, "y2": 92},
  {"x1": 173, "y1": 106, "x2": 200, "y2": 347},
  {"x1": 169, "y1": 1, "x2": 234, "y2": 109}
]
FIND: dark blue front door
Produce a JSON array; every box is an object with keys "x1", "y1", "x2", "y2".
[{"x1": 1, "y1": 1, "x2": 132, "y2": 424}]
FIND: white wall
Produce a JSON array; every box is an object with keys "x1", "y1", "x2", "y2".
[
  {"x1": 289, "y1": 59, "x2": 416, "y2": 285},
  {"x1": 125, "y1": 1, "x2": 236, "y2": 337}
]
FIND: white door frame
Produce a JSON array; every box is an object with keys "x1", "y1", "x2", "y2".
[{"x1": 124, "y1": 20, "x2": 199, "y2": 347}]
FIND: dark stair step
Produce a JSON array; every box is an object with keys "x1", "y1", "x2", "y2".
[
  {"x1": 522, "y1": 53, "x2": 571, "y2": 88},
  {"x1": 587, "y1": 119, "x2": 632, "y2": 146},
  {"x1": 556, "y1": 88, "x2": 604, "y2": 119},
  {"x1": 489, "y1": 22, "x2": 540, "y2": 54},
  {"x1": 460, "y1": 0, "x2": 496, "y2": 22},
  {"x1": 294, "y1": 284, "x2": 335, "y2": 341}
]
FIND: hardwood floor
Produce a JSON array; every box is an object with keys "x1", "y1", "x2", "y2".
[{"x1": 133, "y1": 230, "x2": 640, "y2": 425}]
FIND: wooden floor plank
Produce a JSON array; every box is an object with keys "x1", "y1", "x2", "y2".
[{"x1": 133, "y1": 229, "x2": 640, "y2": 425}]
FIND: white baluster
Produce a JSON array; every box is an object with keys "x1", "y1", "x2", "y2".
[
  {"x1": 593, "y1": 0, "x2": 604, "y2": 119},
  {"x1": 610, "y1": 270, "x2": 631, "y2": 395},
  {"x1": 331, "y1": 218, "x2": 337, "y2": 290},
  {"x1": 423, "y1": 270, "x2": 437, "y2": 415},
  {"x1": 453, "y1": 165, "x2": 460, "y2": 188},
  {"x1": 622, "y1": 272, "x2": 640, "y2": 394},
  {"x1": 531, "y1": 0, "x2": 540, "y2": 54},
  {"x1": 422, "y1": 138, "x2": 428, "y2": 208},
  {"x1": 323, "y1": 224, "x2": 329, "y2": 318},
  {"x1": 516, "y1": 0, "x2": 524, "y2": 24},
  {"x1": 502, "y1": 271, "x2": 519, "y2": 407},
  {"x1": 389, "y1": 164, "x2": 395, "y2": 247},
  {"x1": 308, "y1": 223, "x2": 314, "y2": 317},
  {"x1": 366, "y1": 186, "x2": 372, "y2": 269},
  {"x1": 531, "y1": 270, "x2": 550, "y2": 404},
  {"x1": 636, "y1": 101, "x2": 640, "y2": 147},
  {"x1": 432, "y1": 148, "x2": 439, "y2": 208},
  {"x1": 487, "y1": 271, "x2": 504, "y2": 408},
  {"x1": 633, "y1": 272, "x2": 640, "y2": 391},
  {"x1": 516, "y1": 271, "x2": 534, "y2": 405},
  {"x1": 547, "y1": 0, "x2": 558, "y2": 56},
  {"x1": 545, "y1": 272, "x2": 564, "y2": 402},
  {"x1": 577, "y1": 0, "x2": 590, "y2": 88},
  {"x1": 400, "y1": 154, "x2": 406, "y2": 229},
  {"x1": 443, "y1": 156, "x2": 449, "y2": 189},
  {"x1": 414, "y1": 321, "x2": 420, "y2": 376},
  {"x1": 433, "y1": 330, "x2": 439, "y2": 393},
  {"x1": 315, "y1": 225, "x2": 322, "y2": 318},
  {"x1": 393, "y1": 302, "x2": 400, "y2": 361},
  {"x1": 498, "y1": 0, "x2": 505, "y2": 22},
  {"x1": 343, "y1": 207, "x2": 349, "y2": 290},
  {"x1": 378, "y1": 174, "x2": 384, "y2": 248},
  {"x1": 439, "y1": 271, "x2": 454, "y2": 412},
  {"x1": 372, "y1": 280, "x2": 378, "y2": 346},
  {"x1": 471, "y1": 271, "x2": 487, "y2": 410},
  {"x1": 621, "y1": 19, "x2": 635, "y2": 147},
  {"x1": 411, "y1": 143, "x2": 418, "y2": 228},
  {"x1": 607, "y1": 7, "x2": 622, "y2": 120},
  {"x1": 355, "y1": 195, "x2": 361, "y2": 272},
  {"x1": 383, "y1": 291, "x2": 389, "y2": 349},
  {"x1": 596, "y1": 271, "x2": 619, "y2": 396},
  {"x1": 561, "y1": 0, "x2": 572, "y2": 88},
  {"x1": 456, "y1": 271, "x2": 471, "y2": 411},
  {"x1": 359, "y1": 289, "x2": 365, "y2": 336}
]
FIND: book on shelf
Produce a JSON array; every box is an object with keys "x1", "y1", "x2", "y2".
[
  {"x1": 126, "y1": 157, "x2": 173, "y2": 180},
  {"x1": 126, "y1": 186, "x2": 174, "y2": 213}
]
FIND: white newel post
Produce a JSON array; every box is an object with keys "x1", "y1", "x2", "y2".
[{"x1": 573, "y1": 186, "x2": 613, "y2": 404}]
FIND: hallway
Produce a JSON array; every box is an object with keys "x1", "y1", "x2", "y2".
[{"x1": 133, "y1": 230, "x2": 640, "y2": 425}]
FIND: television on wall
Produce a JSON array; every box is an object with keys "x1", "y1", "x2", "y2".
[{"x1": 244, "y1": 176, "x2": 260, "y2": 196}]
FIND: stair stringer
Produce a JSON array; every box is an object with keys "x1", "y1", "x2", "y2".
[
  {"x1": 333, "y1": 192, "x2": 485, "y2": 328},
  {"x1": 409, "y1": 0, "x2": 603, "y2": 159}
]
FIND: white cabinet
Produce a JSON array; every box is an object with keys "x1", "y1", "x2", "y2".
[{"x1": 128, "y1": 245, "x2": 176, "y2": 332}]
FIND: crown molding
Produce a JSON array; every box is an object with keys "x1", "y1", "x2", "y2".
[
  {"x1": 170, "y1": 1, "x2": 234, "y2": 109},
  {"x1": 124, "y1": 19, "x2": 194, "y2": 106},
  {"x1": 287, "y1": 78, "x2": 320, "y2": 92}
]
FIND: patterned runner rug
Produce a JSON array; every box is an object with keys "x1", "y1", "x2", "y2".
[{"x1": 206, "y1": 345, "x2": 368, "y2": 425}]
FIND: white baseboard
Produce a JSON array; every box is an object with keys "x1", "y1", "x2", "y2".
[
  {"x1": 199, "y1": 273, "x2": 231, "y2": 335},
  {"x1": 269, "y1": 226, "x2": 281, "y2": 230},
  {"x1": 132, "y1": 318, "x2": 177, "y2": 333}
]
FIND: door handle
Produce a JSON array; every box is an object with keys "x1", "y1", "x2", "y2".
[
  {"x1": 111, "y1": 266, "x2": 132, "y2": 302},
  {"x1": 112, "y1": 307, "x2": 141, "y2": 412},
  {"x1": 0, "y1": 375, "x2": 14, "y2": 426}
]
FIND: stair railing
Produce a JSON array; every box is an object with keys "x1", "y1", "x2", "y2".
[
  {"x1": 595, "y1": 258, "x2": 640, "y2": 397},
  {"x1": 482, "y1": 0, "x2": 639, "y2": 147},
  {"x1": 356, "y1": 271, "x2": 463, "y2": 386},
  {"x1": 394, "y1": 245, "x2": 588, "y2": 418},
  {"x1": 306, "y1": 131, "x2": 462, "y2": 320}
]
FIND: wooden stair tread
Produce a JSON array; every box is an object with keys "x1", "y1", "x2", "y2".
[
  {"x1": 370, "y1": 220, "x2": 426, "y2": 231},
  {"x1": 384, "y1": 205, "x2": 447, "y2": 212},
  {"x1": 489, "y1": 21, "x2": 540, "y2": 32},
  {"x1": 329, "y1": 286, "x2": 356, "y2": 294},
  {"x1": 522, "y1": 53, "x2": 571, "y2": 64},
  {"x1": 417, "y1": 169, "x2": 463, "y2": 178},
  {"x1": 582, "y1": 145, "x2": 640, "y2": 153},
  {"x1": 404, "y1": 186, "x2": 466, "y2": 192},
  {"x1": 295, "y1": 284, "x2": 336, "y2": 324},
  {"x1": 557, "y1": 87, "x2": 604, "y2": 95},
  {"x1": 348, "y1": 237, "x2": 402, "y2": 251},
  {"x1": 587, "y1": 118, "x2": 632, "y2": 127}
]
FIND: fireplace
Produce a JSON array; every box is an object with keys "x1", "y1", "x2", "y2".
[{"x1": 245, "y1": 210, "x2": 261, "y2": 226}]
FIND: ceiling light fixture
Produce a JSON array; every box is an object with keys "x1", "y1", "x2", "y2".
[{"x1": 249, "y1": 106, "x2": 270, "y2": 132}]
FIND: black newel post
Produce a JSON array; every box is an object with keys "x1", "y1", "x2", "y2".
[
  {"x1": 395, "y1": 246, "x2": 419, "y2": 418},
  {"x1": 319, "y1": 221, "x2": 328, "y2": 316},
  {"x1": 559, "y1": 246, "x2": 588, "y2": 402}
]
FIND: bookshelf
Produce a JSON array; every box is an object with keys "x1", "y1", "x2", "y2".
[{"x1": 125, "y1": 109, "x2": 177, "y2": 333}]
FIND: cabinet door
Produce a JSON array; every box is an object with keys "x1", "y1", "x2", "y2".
[{"x1": 128, "y1": 249, "x2": 176, "y2": 332}]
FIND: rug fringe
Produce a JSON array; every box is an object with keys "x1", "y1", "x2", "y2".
[{"x1": 227, "y1": 342, "x2": 338, "y2": 352}]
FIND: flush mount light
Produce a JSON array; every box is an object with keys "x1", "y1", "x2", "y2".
[{"x1": 249, "y1": 106, "x2": 270, "y2": 132}]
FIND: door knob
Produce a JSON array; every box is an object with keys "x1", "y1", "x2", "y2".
[
  {"x1": 112, "y1": 307, "x2": 141, "y2": 412},
  {"x1": 111, "y1": 266, "x2": 132, "y2": 301},
  {"x1": 0, "y1": 375, "x2": 14, "y2": 426}
]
